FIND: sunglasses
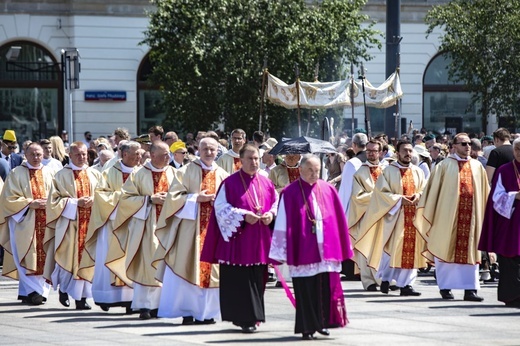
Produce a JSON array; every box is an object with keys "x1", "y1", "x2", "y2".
[
  {"x1": 175, "y1": 151, "x2": 188, "y2": 155},
  {"x1": 456, "y1": 142, "x2": 471, "y2": 147},
  {"x1": 3, "y1": 142, "x2": 17, "y2": 150}
]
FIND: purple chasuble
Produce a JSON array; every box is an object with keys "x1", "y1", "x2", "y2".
[
  {"x1": 201, "y1": 169, "x2": 277, "y2": 265},
  {"x1": 281, "y1": 178, "x2": 353, "y2": 266},
  {"x1": 479, "y1": 160, "x2": 520, "y2": 257}
]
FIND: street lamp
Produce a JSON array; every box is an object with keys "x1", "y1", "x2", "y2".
[{"x1": 61, "y1": 48, "x2": 81, "y2": 142}]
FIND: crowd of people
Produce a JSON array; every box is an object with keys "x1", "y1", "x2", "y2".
[{"x1": 0, "y1": 124, "x2": 519, "y2": 341}]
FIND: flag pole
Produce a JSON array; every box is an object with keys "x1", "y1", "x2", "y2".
[
  {"x1": 350, "y1": 62, "x2": 355, "y2": 137},
  {"x1": 259, "y1": 57, "x2": 268, "y2": 131},
  {"x1": 295, "y1": 63, "x2": 302, "y2": 137},
  {"x1": 360, "y1": 62, "x2": 372, "y2": 138}
]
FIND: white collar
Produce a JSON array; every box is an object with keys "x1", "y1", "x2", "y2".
[
  {"x1": 200, "y1": 160, "x2": 217, "y2": 171},
  {"x1": 120, "y1": 161, "x2": 134, "y2": 173},
  {"x1": 69, "y1": 161, "x2": 88, "y2": 171},
  {"x1": 146, "y1": 161, "x2": 168, "y2": 172},
  {"x1": 26, "y1": 162, "x2": 43, "y2": 169},
  {"x1": 453, "y1": 153, "x2": 470, "y2": 161}
]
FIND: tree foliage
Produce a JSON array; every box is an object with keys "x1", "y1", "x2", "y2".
[
  {"x1": 426, "y1": 0, "x2": 520, "y2": 124},
  {"x1": 142, "y1": 0, "x2": 381, "y2": 138}
]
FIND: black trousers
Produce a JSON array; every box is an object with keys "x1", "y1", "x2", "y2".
[
  {"x1": 219, "y1": 264, "x2": 267, "y2": 327},
  {"x1": 497, "y1": 255, "x2": 520, "y2": 304},
  {"x1": 293, "y1": 273, "x2": 332, "y2": 334}
]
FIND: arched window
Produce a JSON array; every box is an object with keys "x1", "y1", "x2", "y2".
[
  {"x1": 137, "y1": 54, "x2": 166, "y2": 135},
  {"x1": 423, "y1": 52, "x2": 481, "y2": 134},
  {"x1": 0, "y1": 41, "x2": 63, "y2": 143}
]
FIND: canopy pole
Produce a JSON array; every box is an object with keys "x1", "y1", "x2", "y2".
[
  {"x1": 295, "y1": 63, "x2": 301, "y2": 137},
  {"x1": 259, "y1": 57, "x2": 268, "y2": 131},
  {"x1": 350, "y1": 62, "x2": 355, "y2": 137},
  {"x1": 360, "y1": 62, "x2": 372, "y2": 138}
]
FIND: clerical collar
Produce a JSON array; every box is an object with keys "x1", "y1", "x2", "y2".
[
  {"x1": 284, "y1": 162, "x2": 300, "y2": 168},
  {"x1": 240, "y1": 168, "x2": 257, "y2": 178},
  {"x1": 146, "y1": 161, "x2": 168, "y2": 172},
  {"x1": 395, "y1": 161, "x2": 410, "y2": 169},
  {"x1": 228, "y1": 150, "x2": 240, "y2": 158},
  {"x1": 120, "y1": 161, "x2": 134, "y2": 173},
  {"x1": 199, "y1": 160, "x2": 217, "y2": 171},
  {"x1": 453, "y1": 153, "x2": 470, "y2": 161},
  {"x1": 26, "y1": 162, "x2": 43, "y2": 170},
  {"x1": 69, "y1": 161, "x2": 88, "y2": 171},
  {"x1": 366, "y1": 160, "x2": 380, "y2": 167}
]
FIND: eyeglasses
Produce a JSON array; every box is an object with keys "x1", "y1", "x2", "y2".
[
  {"x1": 366, "y1": 149, "x2": 380, "y2": 153},
  {"x1": 456, "y1": 142, "x2": 471, "y2": 147},
  {"x1": 175, "y1": 151, "x2": 188, "y2": 155},
  {"x1": 3, "y1": 142, "x2": 17, "y2": 150}
]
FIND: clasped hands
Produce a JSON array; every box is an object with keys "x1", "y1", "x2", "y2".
[
  {"x1": 245, "y1": 212, "x2": 273, "y2": 225},
  {"x1": 402, "y1": 193, "x2": 420, "y2": 206}
]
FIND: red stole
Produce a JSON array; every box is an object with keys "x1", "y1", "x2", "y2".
[
  {"x1": 455, "y1": 160, "x2": 473, "y2": 263},
  {"x1": 122, "y1": 172, "x2": 130, "y2": 183},
  {"x1": 287, "y1": 167, "x2": 300, "y2": 183},
  {"x1": 74, "y1": 170, "x2": 91, "y2": 266},
  {"x1": 152, "y1": 171, "x2": 169, "y2": 221},
  {"x1": 29, "y1": 169, "x2": 46, "y2": 275},
  {"x1": 199, "y1": 169, "x2": 217, "y2": 288},
  {"x1": 233, "y1": 157, "x2": 242, "y2": 172},
  {"x1": 400, "y1": 168, "x2": 417, "y2": 269},
  {"x1": 369, "y1": 166, "x2": 383, "y2": 183}
]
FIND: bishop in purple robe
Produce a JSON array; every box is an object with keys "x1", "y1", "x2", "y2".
[
  {"x1": 201, "y1": 144, "x2": 278, "y2": 333},
  {"x1": 479, "y1": 137, "x2": 520, "y2": 307},
  {"x1": 269, "y1": 154, "x2": 353, "y2": 340}
]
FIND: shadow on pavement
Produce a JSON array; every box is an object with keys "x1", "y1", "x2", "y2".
[
  {"x1": 367, "y1": 298, "x2": 442, "y2": 303},
  {"x1": 95, "y1": 322, "x2": 171, "y2": 329},
  {"x1": 429, "y1": 304, "x2": 502, "y2": 309}
]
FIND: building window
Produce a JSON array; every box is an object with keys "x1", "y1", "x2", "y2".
[
  {"x1": 137, "y1": 54, "x2": 166, "y2": 135},
  {"x1": 423, "y1": 52, "x2": 481, "y2": 134},
  {"x1": 0, "y1": 41, "x2": 63, "y2": 143}
]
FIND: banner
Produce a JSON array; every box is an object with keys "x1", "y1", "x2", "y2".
[{"x1": 266, "y1": 72, "x2": 403, "y2": 109}]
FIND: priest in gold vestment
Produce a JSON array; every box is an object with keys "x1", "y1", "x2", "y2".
[
  {"x1": 108, "y1": 141, "x2": 175, "y2": 319},
  {"x1": 154, "y1": 138, "x2": 228, "y2": 324},
  {"x1": 348, "y1": 139, "x2": 387, "y2": 291},
  {"x1": 268, "y1": 154, "x2": 301, "y2": 193},
  {"x1": 78, "y1": 141, "x2": 142, "y2": 312},
  {"x1": 43, "y1": 142, "x2": 102, "y2": 310},
  {"x1": 415, "y1": 133, "x2": 490, "y2": 302},
  {"x1": 357, "y1": 141, "x2": 427, "y2": 296},
  {"x1": 0, "y1": 143, "x2": 53, "y2": 305},
  {"x1": 216, "y1": 129, "x2": 246, "y2": 174}
]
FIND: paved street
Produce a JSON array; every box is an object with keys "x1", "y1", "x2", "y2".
[{"x1": 0, "y1": 271, "x2": 518, "y2": 345}]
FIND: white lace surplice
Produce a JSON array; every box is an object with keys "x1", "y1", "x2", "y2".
[
  {"x1": 493, "y1": 173, "x2": 517, "y2": 219},
  {"x1": 269, "y1": 194, "x2": 341, "y2": 278}
]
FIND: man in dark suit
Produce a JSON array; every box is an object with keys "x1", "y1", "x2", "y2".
[{"x1": 0, "y1": 130, "x2": 23, "y2": 170}]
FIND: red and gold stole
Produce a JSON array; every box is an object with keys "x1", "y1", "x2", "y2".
[
  {"x1": 233, "y1": 157, "x2": 242, "y2": 172},
  {"x1": 152, "y1": 171, "x2": 169, "y2": 221},
  {"x1": 369, "y1": 166, "x2": 383, "y2": 183},
  {"x1": 287, "y1": 167, "x2": 300, "y2": 183},
  {"x1": 455, "y1": 160, "x2": 473, "y2": 263},
  {"x1": 400, "y1": 168, "x2": 417, "y2": 269},
  {"x1": 199, "y1": 169, "x2": 217, "y2": 288},
  {"x1": 74, "y1": 169, "x2": 91, "y2": 265},
  {"x1": 29, "y1": 168, "x2": 46, "y2": 275},
  {"x1": 122, "y1": 172, "x2": 130, "y2": 183}
]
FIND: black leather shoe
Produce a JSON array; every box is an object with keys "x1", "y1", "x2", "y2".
[
  {"x1": 125, "y1": 307, "x2": 135, "y2": 315},
  {"x1": 440, "y1": 289, "x2": 454, "y2": 300},
  {"x1": 302, "y1": 333, "x2": 315, "y2": 340},
  {"x1": 464, "y1": 290, "x2": 484, "y2": 302},
  {"x1": 75, "y1": 298, "x2": 92, "y2": 310},
  {"x1": 99, "y1": 303, "x2": 110, "y2": 312},
  {"x1": 139, "y1": 309, "x2": 152, "y2": 320},
  {"x1": 389, "y1": 285, "x2": 399, "y2": 291},
  {"x1": 59, "y1": 290, "x2": 70, "y2": 307},
  {"x1": 150, "y1": 308, "x2": 158, "y2": 318},
  {"x1": 27, "y1": 292, "x2": 44, "y2": 306},
  {"x1": 400, "y1": 285, "x2": 421, "y2": 296},
  {"x1": 366, "y1": 283, "x2": 378, "y2": 292},
  {"x1": 317, "y1": 328, "x2": 330, "y2": 336},
  {"x1": 194, "y1": 318, "x2": 216, "y2": 325},
  {"x1": 182, "y1": 316, "x2": 194, "y2": 325},
  {"x1": 380, "y1": 281, "x2": 390, "y2": 294},
  {"x1": 275, "y1": 281, "x2": 283, "y2": 288},
  {"x1": 241, "y1": 325, "x2": 256, "y2": 333}
]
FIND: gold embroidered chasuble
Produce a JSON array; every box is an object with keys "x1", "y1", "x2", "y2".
[
  {"x1": 268, "y1": 163, "x2": 300, "y2": 193},
  {"x1": 0, "y1": 163, "x2": 53, "y2": 280},
  {"x1": 415, "y1": 157, "x2": 490, "y2": 265},
  {"x1": 348, "y1": 164, "x2": 383, "y2": 241},
  {"x1": 216, "y1": 151, "x2": 240, "y2": 175},
  {"x1": 355, "y1": 163, "x2": 427, "y2": 270},
  {"x1": 77, "y1": 161, "x2": 137, "y2": 284},
  {"x1": 154, "y1": 160, "x2": 228, "y2": 288},
  {"x1": 107, "y1": 162, "x2": 175, "y2": 287},
  {"x1": 43, "y1": 166, "x2": 101, "y2": 283}
]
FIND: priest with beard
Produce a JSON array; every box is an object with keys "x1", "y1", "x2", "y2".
[
  {"x1": 154, "y1": 137, "x2": 228, "y2": 324},
  {"x1": 43, "y1": 142, "x2": 102, "y2": 310},
  {"x1": 269, "y1": 154, "x2": 352, "y2": 340},
  {"x1": 0, "y1": 143, "x2": 53, "y2": 305},
  {"x1": 108, "y1": 141, "x2": 175, "y2": 319},
  {"x1": 78, "y1": 141, "x2": 142, "y2": 313},
  {"x1": 201, "y1": 144, "x2": 278, "y2": 333}
]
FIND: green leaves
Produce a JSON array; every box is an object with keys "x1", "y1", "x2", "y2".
[
  {"x1": 142, "y1": 0, "x2": 381, "y2": 137},
  {"x1": 426, "y1": 0, "x2": 520, "y2": 123}
]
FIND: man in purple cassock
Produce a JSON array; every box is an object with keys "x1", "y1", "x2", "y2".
[
  {"x1": 269, "y1": 154, "x2": 353, "y2": 340},
  {"x1": 479, "y1": 137, "x2": 520, "y2": 307},
  {"x1": 201, "y1": 143, "x2": 278, "y2": 333}
]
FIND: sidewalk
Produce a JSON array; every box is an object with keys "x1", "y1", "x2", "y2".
[{"x1": 0, "y1": 272, "x2": 518, "y2": 345}]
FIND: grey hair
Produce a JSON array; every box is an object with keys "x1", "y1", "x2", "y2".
[
  {"x1": 120, "y1": 140, "x2": 141, "y2": 154},
  {"x1": 352, "y1": 133, "x2": 368, "y2": 148},
  {"x1": 513, "y1": 137, "x2": 520, "y2": 148},
  {"x1": 300, "y1": 153, "x2": 320, "y2": 167}
]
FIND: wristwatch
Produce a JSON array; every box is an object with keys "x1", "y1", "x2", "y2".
[{"x1": 148, "y1": 195, "x2": 153, "y2": 204}]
